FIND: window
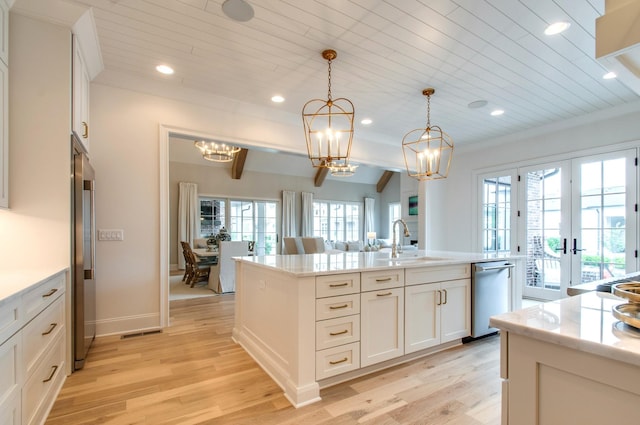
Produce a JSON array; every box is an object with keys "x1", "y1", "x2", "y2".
[
  {"x1": 199, "y1": 197, "x2": 225, "y2": 238},
  {"x1": 482, "y1": 175, "x2": 512, "y2": 254},
  {"x1": 229, "y1": 200, "x2": 278, "y2": 255},
  {"x1": 313, "y1": 200, "x2": 361, "y2": 241},
  {"x1": 389, "y1": 202, "x2": 401, "y2": 238}
]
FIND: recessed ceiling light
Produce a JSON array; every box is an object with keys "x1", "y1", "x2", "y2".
[
  {"x1": 468, "y1": 100, "x2": 488, "y2": 109},
  {"x1": 361, "y1": 118, "x2": 372, "y2": 125},
  {"x1": 271, "y1": 95, "x2": 285, "y2": 103},
  {"x1": 544, "y1": 21, "x2": 571, "y2": 35},
  {"x1": 490, "y1": 109, "x2": 505, "y2": 116},
  {"x1": 603, "y1": 71, "x2": 617, "y2": 80},
  {"x1": 156, "y1": 64, "x2": 174, "y2": 75},
  {"x1": 222, "y1": 0, "x2": 254, "y2": 22}
]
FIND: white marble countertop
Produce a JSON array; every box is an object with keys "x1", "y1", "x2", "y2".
[
  {"x1": 0, "y1": 266, "x2": 68, "y2": 304},
  {"x1": 237, "y1": 250, "x2": 522, "y2": 276},
  {"x1": 490, "y1": 291, "x2": 640, "y2": 368}
]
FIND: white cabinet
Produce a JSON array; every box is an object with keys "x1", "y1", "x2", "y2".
[
  {"x1": 405, "y1": 266, "x2": 470, "y2": 354},
  {"x1": 315, "y1": 273, "x2": 361, "y2": 380},
  {"x1": 0, "y1": 332, "x2": 21, "y2": 425},
  {"x1": 0, "y1": 270, "x2": 66, "y2": 425},
  {"x1": 0, "y1": 0, "x2": 8, "y2": 209},
  {"x1": 502, "y1": 332, "x2": 640, "y2": 424},
  {"x1": 360, "y1": 269, "x2": 404, "y2": 367},
  {"x1": 72, "y1": 36, "x2": 90, "y2": 152}
]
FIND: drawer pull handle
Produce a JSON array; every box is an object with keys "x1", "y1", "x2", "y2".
[
  {"x1": 42, "y1": 288, "x2": 58, "y2": 298},
  {"x1": 43, "y1": 365, "x2": 58, "y2": 383},
  {"x1": 329, "y1": 357, "x2": 348, "y2": 365},
  {"x1": 329, "y1": 282, "x2": 349, "y2": 288},
  {"x1": 329, "y1": 304, "x2": 349, "y2": 310},
  {"x1": 42, "y1": 323, "x2": 57, "y2": 336},
  {"x1": 329, "y1": 329, "x2": 348, "y2": 336},
  {"x1": 375, "y1": 277, "x2": 392, "y2": 282},
  {"x1": 377, "y1": 292, "x2": 392, "y2": 297}
]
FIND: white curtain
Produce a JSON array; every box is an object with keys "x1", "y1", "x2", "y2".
[
  {"x1": 282, "y1": 190, "x2": 296, "y2": 242},
  {"x1": 178, "y1": 182, "x2": 199, "y2": 269},
  {"x1": 364, "y1": 197, "x2": 375, "y2": 240},
  {"x1": 301, "y1": 192, "x2": 314, "y2": 237}
]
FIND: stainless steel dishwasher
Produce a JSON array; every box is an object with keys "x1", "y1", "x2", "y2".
[{"x1": 471, "y1": 261, "x2": 514, "y2": 338}]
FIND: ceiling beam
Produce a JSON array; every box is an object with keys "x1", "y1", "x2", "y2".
[
  {"x1": 231, "y1": 148, "x2": 248, "y2": 179},
  {"x1": 377, "y1": 170, "x2": 394, "y2": 193},
  {"x1": 314, "y1": 166, "x2": 328, "y2": 187}
]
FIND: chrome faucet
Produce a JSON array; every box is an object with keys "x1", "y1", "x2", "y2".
[{"x1": 392, "y1": 219, "x2": 411, "y2": 258}]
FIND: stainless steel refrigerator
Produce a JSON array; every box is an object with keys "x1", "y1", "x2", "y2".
[{"x1": 72, "y1": 137, "x2": 96, "y2": 370}]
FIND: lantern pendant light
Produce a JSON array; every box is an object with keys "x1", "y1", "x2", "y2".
[
  {"x1": 402, "y1": 88, "x2": 453, "y2": 181},
  {"x1": 302, "y1": 49, "x2": 355, "y2": 173}
]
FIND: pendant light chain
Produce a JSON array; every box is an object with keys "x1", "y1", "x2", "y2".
[
  {"x1": 327, "y1": 57, "x2": 333, "y2": 102},
  {"x1": 426, "y1": 92, "x2": 431, "y2": 128}
]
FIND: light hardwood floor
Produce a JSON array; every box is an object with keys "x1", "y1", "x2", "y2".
[{"x1": 46, "y1": 294, "x2": 502, "y2": 425}]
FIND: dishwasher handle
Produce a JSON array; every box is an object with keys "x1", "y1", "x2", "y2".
[{"x1": 474, "y1": 263, "x2": 515, "y2": 277}]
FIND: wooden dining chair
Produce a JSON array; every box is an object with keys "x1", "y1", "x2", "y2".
[{"x1": 181, "y1": 241, "x2": 213, "y2": 287}]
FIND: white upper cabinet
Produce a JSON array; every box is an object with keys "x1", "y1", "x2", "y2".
[
  {"x1": 71, "y1": 8, "x2": 104, "y2": 154},
  {"x1": 72, "y1": 36, "x2": 90, "y2": 152}
]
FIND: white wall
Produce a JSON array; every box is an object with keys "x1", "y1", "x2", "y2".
[
  {"x1": 431, "y1": 106, "x2": 640, "y2": 252},
  {"x1": 0, "y1": 14, "x2": 71, "y2": 270}
]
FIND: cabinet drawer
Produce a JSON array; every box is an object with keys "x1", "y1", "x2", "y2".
[
  {"x1": 405, "y1": 264, "x2": 470, "y2": 286},
  {"x1": 23, "y1": 332, "x2": 65, "y2": 425},
  {"x1": 23, "y1": 272, "x2": 65, "y2": 324},
  {"x1": 0, "y1": 296, "x2": 21, "y2": 346},
  {"x1": 361, "y1": 269, "x2": 404, "y2": 292},
  {"x1": 316, "y1": 273, "x2": 360, "y2": 298},
  {"x1": 316, "y1": 294, "x2": 360, "y2": 321},
  {"x1": 23, "y1": 296, "x2": 64, "y2": 377},
  {"x1": 316, "y1": 315, "x2": 360, "y2": 350},
  {"x1": 316, "y1": 342, "x2": 360, "y2": 380},
  {"x1": 0, "y1": 332, "x2": 21, "y2": 414}
]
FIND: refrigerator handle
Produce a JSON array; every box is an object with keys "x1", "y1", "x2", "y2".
[{"x1": 84, "y1": 178, "x2": 95, "y2": 280}]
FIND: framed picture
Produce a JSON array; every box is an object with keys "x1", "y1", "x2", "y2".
[{"x1": 408, "y1": 195, "x2": 418, "y2": 216}]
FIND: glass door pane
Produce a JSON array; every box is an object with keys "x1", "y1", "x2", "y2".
[
  {"x1": 572, "y1": 151, "x2": 636, "y2": 285},
  {"x1": 521, "y1": 163, "x2": 571, "y2": 300}
]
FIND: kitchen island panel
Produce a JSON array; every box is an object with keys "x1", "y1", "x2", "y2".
[
  {"x1": 505, "y1": 331, "x2": 640, "y2": 424},
  {"x1": 232, "y1": 262, "x2": 320, "y2": 407}
]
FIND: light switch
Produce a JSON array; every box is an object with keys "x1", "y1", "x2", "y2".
[{"x1": 98, "y1": 229, "x2": 124, "y2": 241}]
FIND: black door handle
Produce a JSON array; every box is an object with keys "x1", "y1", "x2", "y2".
[
  {"x1": 554, "y1": 238, "x2": 567, "y2": 255},
  {"x1": 572, "y1": 238, "x2": 585, "y2": 255}
]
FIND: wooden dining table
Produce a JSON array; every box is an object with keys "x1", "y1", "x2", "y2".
[{"x1": 193, "y1": 248, "x2": 218, "y2": 261}]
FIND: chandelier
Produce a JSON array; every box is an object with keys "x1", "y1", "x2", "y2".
[
  {"x1": 302, "y1": 49, "x2": 355, "y2": 173},
  {"x1": 194, "y1": 140, "x2": 241, "y2": 163},
  {"x1": 402, "y1": 88, "x2": 453, "y2": 181},
  {"x1": 329, "y1": 161, "x2": 358, "y2": 177}
]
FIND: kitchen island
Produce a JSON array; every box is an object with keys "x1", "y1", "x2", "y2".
[
  {"x1": 490, "y1": 291, "x2": 640, "y2": 424},
  {"x1": 232, "y1": 250, "x2": 522, "y2": 407}
]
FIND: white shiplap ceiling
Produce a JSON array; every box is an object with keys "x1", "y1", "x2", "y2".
[{"x1": 14, "y1": 0, "x2": 640, "y2": 180}]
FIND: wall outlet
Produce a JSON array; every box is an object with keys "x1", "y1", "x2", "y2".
[{"x1": 98, "y1": 229, "x2": 124, "y2": 241}]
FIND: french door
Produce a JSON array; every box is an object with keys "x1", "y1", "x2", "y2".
[{"x1": 521, "y1": 150, "x2": 636, "y2": 300}]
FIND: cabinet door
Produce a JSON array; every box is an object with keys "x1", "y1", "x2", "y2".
[
  {"x1": 440, "y1": 279, "x2": 471, "y2": 343},
  {"x1": 360, "y1": 287, "x2": 404, "y2": 367},
  {"x1": 0, "y1": 332, "x2": 22, "y2": 424},
  {"x1": 72, "y1": 38, "x2": 90, "y2": 152},
  {"x1": 405, "y1": 283, "x2": 440, "y2": 353}
]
